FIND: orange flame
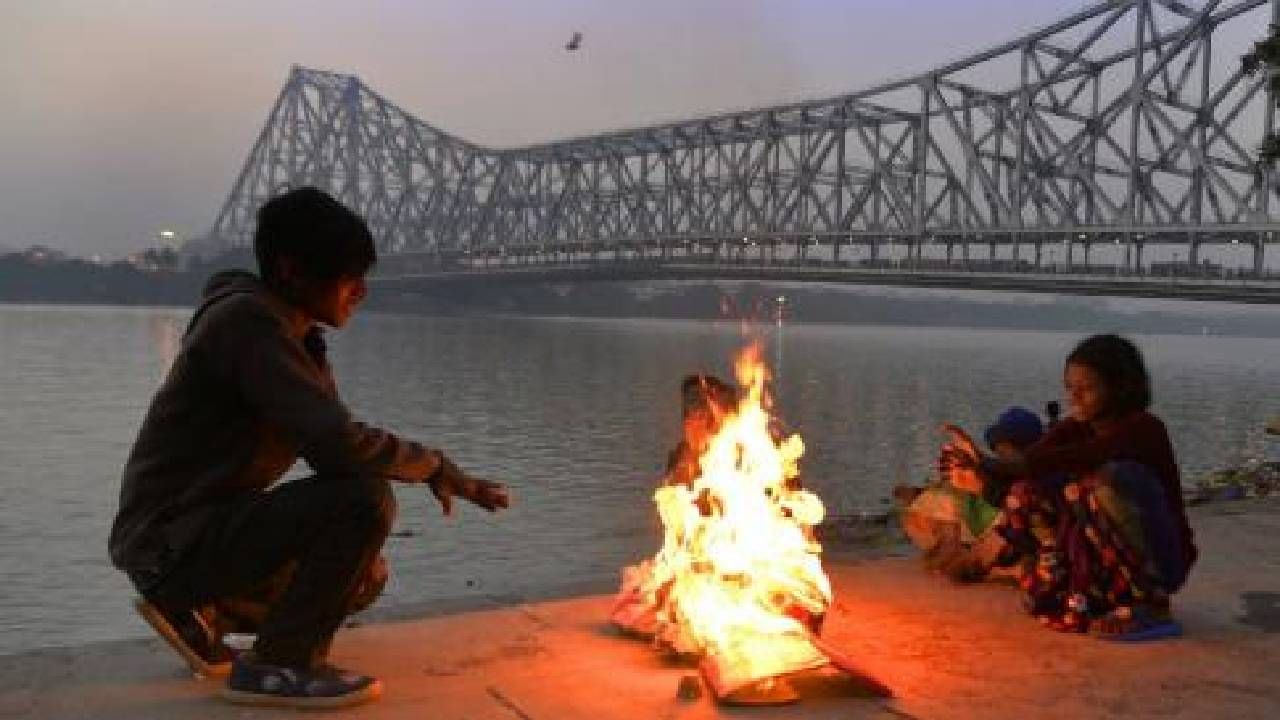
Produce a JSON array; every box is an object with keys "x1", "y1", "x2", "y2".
[{"x1": 619, "y1": 342, "x2": 833, "y2": 690}]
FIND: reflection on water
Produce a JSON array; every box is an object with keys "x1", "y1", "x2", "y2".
[
  {"x1": 1, "y1": 304, "x2": 1278, "y2": 654},
  {"x1": 149, "y1": 313, "x2": 182, "y2": 374}
]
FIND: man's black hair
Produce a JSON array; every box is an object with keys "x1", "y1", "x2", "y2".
[
  {"x1": 1066, "y1": 333, "x2": 1152, "y2": 414},
  {"x1": 253, "y1": 186, "x2": 376, "y2": 287}
]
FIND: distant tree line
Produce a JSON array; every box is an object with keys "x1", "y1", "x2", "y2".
[
  {"x1": 4, "y1": 245, "x2": 1278, "y2": 337},
  {"x1": 0, "y1": 246, "x2": 254, "y2": 306}
]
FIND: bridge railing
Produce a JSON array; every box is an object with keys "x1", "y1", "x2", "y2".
[{"x1": 371, "y1": 239, "x2": 1280, "y2": 285}]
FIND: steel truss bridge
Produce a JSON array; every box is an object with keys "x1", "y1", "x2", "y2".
[{"x1": 209, "y1": 0, "x2": 1280, "y2": 301}]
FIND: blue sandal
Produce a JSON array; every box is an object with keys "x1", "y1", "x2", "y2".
[{"x1": 1096, "y1": 605, "x2": 1183, "y2": 642}]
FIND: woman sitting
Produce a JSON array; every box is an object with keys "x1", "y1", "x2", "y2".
[{"x1": 940, "y1": 334, "x2": 1197, "y2": 639}]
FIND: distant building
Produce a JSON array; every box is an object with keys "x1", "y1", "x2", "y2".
[
  {"x1": 126, "y1": 247, "x2": 179, "y2": 272},
  {"x1": 18, "y1": 245, "x2": 69, "y2": 264}
]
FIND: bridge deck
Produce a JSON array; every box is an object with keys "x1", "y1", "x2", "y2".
[{"x1": 371, "y1": 261, "x2": 1280, "y2": 304}]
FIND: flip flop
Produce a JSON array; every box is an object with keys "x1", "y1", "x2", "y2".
[
  {"x1": 1102, "y1": 618, "x2": 1183, "y2": 642},
  {"x1": 134, "y1": 598, "x2": 232, "y2": 678},
  {"x1": 1095, "y1": 606, "x2": 1184, "y2": 642}
]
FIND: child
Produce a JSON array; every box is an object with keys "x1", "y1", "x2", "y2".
[
  {"x1": 941, "y1": 334, "x2": 1196, "y2": 639},
  {"x1": 897, "y1": 407, "x2": 1043, "y2": 582}
]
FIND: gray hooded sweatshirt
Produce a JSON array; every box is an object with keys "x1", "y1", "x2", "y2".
[{"x1": 108, "y1": 270, "x2": 440, "y2": 587}]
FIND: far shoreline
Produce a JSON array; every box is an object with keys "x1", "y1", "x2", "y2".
[{"x1": 4, "y1": 293, "x2": 1280, "y2": 341}]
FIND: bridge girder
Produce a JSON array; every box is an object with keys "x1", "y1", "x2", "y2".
[{"x1": 209, "y1": 0, "x2": 1280, "y2": 262}]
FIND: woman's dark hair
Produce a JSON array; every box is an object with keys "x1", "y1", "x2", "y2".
[
  {"x1": 253, "y1": 186, "x2": 376, "y2": 287},
  {"x1": 1065, "y1": 334, "x2": 1152, "y2": 414}
]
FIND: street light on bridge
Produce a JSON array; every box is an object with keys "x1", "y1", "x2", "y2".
[{"x1": 156, "y1": 229, "x2": 179, "y2": 249}]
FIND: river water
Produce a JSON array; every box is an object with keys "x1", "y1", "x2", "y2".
[{"x1": 1, "y1": 304, "x2": 1277, "y2": 655}]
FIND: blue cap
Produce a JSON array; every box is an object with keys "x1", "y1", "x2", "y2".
[{"x1": 984, "y1": 407, "x2": 1044, "y2": 450}]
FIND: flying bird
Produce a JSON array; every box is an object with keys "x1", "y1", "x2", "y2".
[{"x1": 566, "y1": 31, "x2": 582, "y2": 52}]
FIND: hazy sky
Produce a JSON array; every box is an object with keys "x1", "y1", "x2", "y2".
[{"x1": 4, "y1": 0, "x2": 1093, "y2": 258}]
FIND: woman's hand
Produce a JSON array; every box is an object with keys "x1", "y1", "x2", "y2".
[
  {"x1": 938, "y1": 424, "x2": 983, "y2": 494},
  {"x1": 939, "y1": 449, "x2": 983, "y2": 494},
  {"x1": 941, "y1": 423, "x2": 980, "y2": 464}
]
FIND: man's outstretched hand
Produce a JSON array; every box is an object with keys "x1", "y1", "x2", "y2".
[
  {"x1": 469, "y1": 480, "x2": 510, "y2": 512},
  {"x1": 428, "y1": 454, "x2": 511, "y2": 517}
]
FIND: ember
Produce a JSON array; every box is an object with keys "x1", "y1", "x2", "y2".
[{"x1": 612, "y1": 342, "x2": 890, "y2": 703}]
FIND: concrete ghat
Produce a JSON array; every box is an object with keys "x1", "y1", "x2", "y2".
[{"x1": 2, "y1": 499, "x2": 1278, "y2": 719}]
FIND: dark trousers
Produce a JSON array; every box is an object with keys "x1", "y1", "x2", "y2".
[{"x1": 151, "y1": 473, "x2": 396, "y2": 668}]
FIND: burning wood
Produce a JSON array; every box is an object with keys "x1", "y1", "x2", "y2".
[{"x1": 611, "y1": 343, "x2": 891, "y2": 703}]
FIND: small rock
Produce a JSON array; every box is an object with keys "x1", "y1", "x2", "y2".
[{"x1": 677, "y1": 674, "x2": 703, "y2": 701}]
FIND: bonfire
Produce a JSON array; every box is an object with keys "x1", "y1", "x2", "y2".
[{"x1": 611, "y1": 343, "x2": 890, "y2": 703}]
